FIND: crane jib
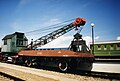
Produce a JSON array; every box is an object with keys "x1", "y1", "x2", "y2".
[{"x1": 27, "y1": 18, "x2": 86, "y2": 49}]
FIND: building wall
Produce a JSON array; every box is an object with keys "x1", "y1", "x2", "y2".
[
  {"x1": 1, "y1": 39, "x2": 12, "y2": 52},
  {"x1": 11, "y1": 34, "x2": 28, "y2": 53},
  {"x1": 11, "y1": 35, "x2": 16, "y2": 53}
]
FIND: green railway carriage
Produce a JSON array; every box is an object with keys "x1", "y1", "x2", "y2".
[{"x1": 90, "y1": 40, "x2": 120, "y2": 58}]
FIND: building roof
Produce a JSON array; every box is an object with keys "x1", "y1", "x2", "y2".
[
  {"x1": 2, "y1": 34, "x2": 14, "y2": 40},
  {"x1": 2, "y1": 32, "x2": 27, "y2": 40},
  {"x1": 90, "y1": 40, "x2": 120, "y2": 45}
]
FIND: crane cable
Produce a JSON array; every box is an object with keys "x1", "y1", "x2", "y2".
[
  {"x1": 25, "y1": 18, "x2": 75, "y2": 36},
  {"x1": 26, "y1": 24, "x2": 66, "y2": 36}
]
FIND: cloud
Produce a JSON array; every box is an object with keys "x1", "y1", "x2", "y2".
[
  {"x1": 82, "y1": 2, "x2": 90, "y2": 8},
  {"x1": 83, "y1": 36, "x2": 100, "y2": 47},
  {"x1": 83, "y1": 36, "x2": 91, "y2": 47},
  {"x1": 95, "y1": 36, "x2": 100, "y2": 40},
  {"x1": 16, "y1": 0, "x2": 35, "y2": 10},
  {"x1": 18, "y1": 0, "x2": 34, "y2": 6},
  {"x1": 39, "y1": 36, "x2": 73, "y2": 48},
  {"x1": 49, "y1": 19, "x2": 61, "y2": 24},
  {"x1": 42, "y1": 18, "x2": 62, "y2": 27},
  {"x1": 0, "y1": 33, "x2": 7, "y2": 47},
  {"x1": 10, "y1": 22, "x2": 23, "y2": 32},
  {"x1": 0, "y1": 36, "x2": 3, "y2": 47},
  {"x1": 117, "y1": 36, "x2": 120, "y2": 40}
]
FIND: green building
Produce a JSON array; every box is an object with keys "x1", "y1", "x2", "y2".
[
  {"x1": 1, "y1": 32, "x2": 28, "y2": 55},
  {"x1": 90, "y1": 40, "x2": 120, "y2": 57}
]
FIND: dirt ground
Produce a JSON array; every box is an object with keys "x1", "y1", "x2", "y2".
[{"x1": 0, "y1": 67, "x2": 58, "y2": 81}]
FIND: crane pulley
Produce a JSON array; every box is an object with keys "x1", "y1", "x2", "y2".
[
  {"x1": 27, "y1": 17, "x2": 86, "y2": 49},
  {"x1": 73, "y1": 18, "x2": 86, "y2": 30}
]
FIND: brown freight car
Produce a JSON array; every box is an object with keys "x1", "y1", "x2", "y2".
[{"x1": 17, "y1": 49, "x2": 94, "y2": 71}]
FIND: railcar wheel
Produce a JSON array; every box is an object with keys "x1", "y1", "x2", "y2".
[
  {"x1": 12, "y1": 59, "x2": 17, "y2": 64},
  {"x1": 25, "y1": 60, "x2": 32, "y2": 67},
  {"x1": 58, "y1": 61, "x2": 68, "y2": 72}
]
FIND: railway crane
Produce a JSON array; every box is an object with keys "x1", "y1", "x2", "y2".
[
  {"x1": 2, "y1": 17, "x2": 94, "y2": 71},
  {"x1": 27, "y1": 18, "x2": 86, "y2": 49}
]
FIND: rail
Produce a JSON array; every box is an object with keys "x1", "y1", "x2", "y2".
[
  {"x1": 0, "y1": 71, "x2": 24, "y2": 81},
  {"x1": 74, "y1": 71, "x2": 120, "y2": 80}
]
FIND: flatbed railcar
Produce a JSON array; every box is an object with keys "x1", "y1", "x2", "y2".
[{"x1": 17, "y1": 47, "x2": 94, "y2": 71}]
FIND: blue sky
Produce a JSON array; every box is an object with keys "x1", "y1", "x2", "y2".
[{"x1": 0, "y1": 0, "x2": 120, "y2": 47}]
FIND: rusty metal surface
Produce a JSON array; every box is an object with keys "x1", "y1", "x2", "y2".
[{"x1": 18, "y1": 50, "x2": 94, "y2": 57}]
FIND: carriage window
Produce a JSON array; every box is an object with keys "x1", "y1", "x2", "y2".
[
  {"x1": 117, "y1": 44, "x2": 120, "y2": 47},
  {"x1": 116, "y1": 44, "x2": 120, "y2": 50},
  {"x1": 111, "y1": 44, "x2": 113, "y2": 48},
  {"x1": 17, "y1": 34, "x2": 23, "y2": 38},
  {"x1": 98, "y1": 45, "x2": 101, "y2": 50},
  {"x1": 17, "y1": 39, "x2": 23, "y2": 46},
  {"x1": 104, "y1": 45, "x2": 107, "y2": 50},
  {"x1": 98, "y1": 45, "x2": 100, "y2": 48},
  {"x1": 4, "y1": 40, "x2": 7, "y2": 45},
  {"x1": 110, "y1": 44, "x2": 114, "y2": 50},
  {"x1": 104, "y1": 45, "x2": 106, "y2": 48}
]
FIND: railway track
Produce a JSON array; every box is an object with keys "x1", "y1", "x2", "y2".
[
  {"x1": 0, "y1": 71, "x2": 24, "y2": 81},
  {"x1": 36, "y1": 65, "x2": 120, "y2": 80},
  {"x1": 88, "y1": 71, "x2": 120, "y2": 80},
  {"x1": 70, "y1": 70, "x2": 120, "y2": 80},
  {"x1": 0, "y1": 62, "x2": 120, "y2": 81},
  {"x1": 32, "y1": 62, "x2": 120, "y2": 80}
]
